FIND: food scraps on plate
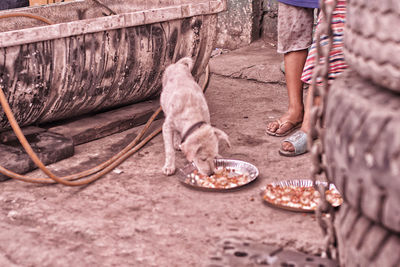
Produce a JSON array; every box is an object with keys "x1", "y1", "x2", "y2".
[
  {"x1": 186, "y1": 167, "x2": 250, "y2": 189},
  {"x1": 262, "y1": 182, "x2": 343, "y2": 212}
]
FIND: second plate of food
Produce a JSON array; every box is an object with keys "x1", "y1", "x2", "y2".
[{"x1": 260, "y1": 179, "x2": 343, "y2": 212}]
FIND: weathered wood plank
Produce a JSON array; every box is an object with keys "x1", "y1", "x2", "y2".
[
  {"x1": 0, "y1": 131, "x2": 74, "y2": 181},
  {"x1": 47, "y1": 100, "x2": 162, "y2": 145},
  {"x1": 0, "y1": 126, "x2": 46, "y2": 143}
]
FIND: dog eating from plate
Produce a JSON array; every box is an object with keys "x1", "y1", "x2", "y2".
[{"x1": 160, "y1": 57, "x2": 230, "y2": 176}]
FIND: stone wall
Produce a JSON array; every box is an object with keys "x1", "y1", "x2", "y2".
[{"x1": 216, "y1": 0, "x2": 279, "y2": 50}]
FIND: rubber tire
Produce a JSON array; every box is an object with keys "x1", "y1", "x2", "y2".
[
  {"x1": 344, "y1": 0, "x2": 400, "y2": 92},
  {"x1": 335, "y1": 203, "x2": 400, "y2": 267},
  {"x1": 324, "y1": 70, "x2": 400, "y2": 233}
]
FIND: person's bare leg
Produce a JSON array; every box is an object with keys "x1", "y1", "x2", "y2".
[
  {"x1": 281, "y1": 83, "x2": 315, "y2": 152},
  {"x1": 266, "y1": 49, "x2": 308, "y2": 135}
]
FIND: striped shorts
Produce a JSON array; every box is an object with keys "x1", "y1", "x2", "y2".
[{"x1": 301, "y1": 0, "x2": 347, "y2": 84}]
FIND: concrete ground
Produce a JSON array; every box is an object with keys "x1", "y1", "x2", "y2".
[{"x1": 0, "y1": 39, "x2": 332, "y2": 266}]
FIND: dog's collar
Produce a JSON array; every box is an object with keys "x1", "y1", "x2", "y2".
[{"x1": 181, "y1": 121, "x2": 207, "y2": 144}]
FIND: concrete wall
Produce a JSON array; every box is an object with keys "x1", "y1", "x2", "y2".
[
  {"x1": 261, "y1": 0, "x2": 279, "y2": 40},
  {"x1": 216, "y1": 0, "x2": 278, "y2": 50}
]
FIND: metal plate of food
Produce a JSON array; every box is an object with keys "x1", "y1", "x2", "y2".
[
  {"x1": 260, "y1": 179, "x2": 343, "y2": 213},
  {"x1": 178, "y1": 159, "x2": 259, "y2": 191}
]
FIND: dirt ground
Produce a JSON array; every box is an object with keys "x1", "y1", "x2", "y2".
[{"x1": 0, "y1": 39, "x2": 330, "y2": 266}]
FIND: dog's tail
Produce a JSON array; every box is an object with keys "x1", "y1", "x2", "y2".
[{"x1": 176, "y1": 57, "x2": 194, "y2": 72}]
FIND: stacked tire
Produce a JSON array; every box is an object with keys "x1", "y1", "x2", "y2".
[{"x1": 323, "y1": 0, "x2": 400, "y2": 266}]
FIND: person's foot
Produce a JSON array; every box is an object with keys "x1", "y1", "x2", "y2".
[
  {"x1": 279, "y1": 130, "x2": 308, "y2": 157},
  {"x1": 265, "y1": 112, "x2": 303, "y2": 137},
  {"x1": 281, "y1": 104, "x2": 310, "y2": 153},
  {"x1": 281, "y1": 123, "x2": 308, "y2": 153},
  {"x1": 279, "y1": 84, "x2": 316, "y2": 154}
]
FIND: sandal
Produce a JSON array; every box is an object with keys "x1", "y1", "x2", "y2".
[
  {"x1": 280, "y1": 61, "x2": 285, "y2": 74},
  {"x1": 279, "y1": 130, "x2": 308, "y2": 157},
  {"x1": 265, "y1": 119, "x2": 302, "y2": 137}
]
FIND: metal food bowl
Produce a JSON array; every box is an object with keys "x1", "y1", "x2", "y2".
[{"x1": 178, "y1": 158, "x2": 259, "y2": 191}]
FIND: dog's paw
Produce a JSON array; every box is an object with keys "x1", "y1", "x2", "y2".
[{"x1": 162, "y1": 165, "x2": 176, "y2": 176}]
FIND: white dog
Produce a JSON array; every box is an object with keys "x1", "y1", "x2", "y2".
[{"x1": 160, "y1": 57, "x2": 230, "y2": 176}]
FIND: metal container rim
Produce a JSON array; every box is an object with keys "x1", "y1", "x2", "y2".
[{"x1": 0, "y1": 0, "x2": 226, "y2": 48}]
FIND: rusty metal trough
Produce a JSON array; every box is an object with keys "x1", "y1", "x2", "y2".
[{"x1": 0, "y1": 0, "x2": 226, "y2": 131}]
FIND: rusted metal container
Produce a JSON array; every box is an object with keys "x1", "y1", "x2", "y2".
[{"x1": 0, "y1": 0, "x2": 226, "y2": 130}]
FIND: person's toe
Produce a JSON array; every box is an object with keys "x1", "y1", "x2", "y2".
[
  {"x1": 266, "y1": 121, "x2": 279, "y2": 133},
  {"x1": 281, "y1": 141, "x2": 295, "y2": 152},
  {"x1": 275, "y1": 123, "x2": 292, "y2": 135}
]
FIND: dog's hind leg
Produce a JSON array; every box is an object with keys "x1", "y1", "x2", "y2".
[{"x1": 162, "y1": 121, "x2": 176, "y2": 175}]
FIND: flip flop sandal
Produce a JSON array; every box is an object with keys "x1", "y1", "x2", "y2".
[
  {"x1": 280, "y1": 61, "x2": 285, "y2": 74},
  {"x1": 279, "y1": 130, "x2": 308, "y2": 157},
  {"x1": 265, "y1": 119, "x2": 302, "y2": 137}
]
